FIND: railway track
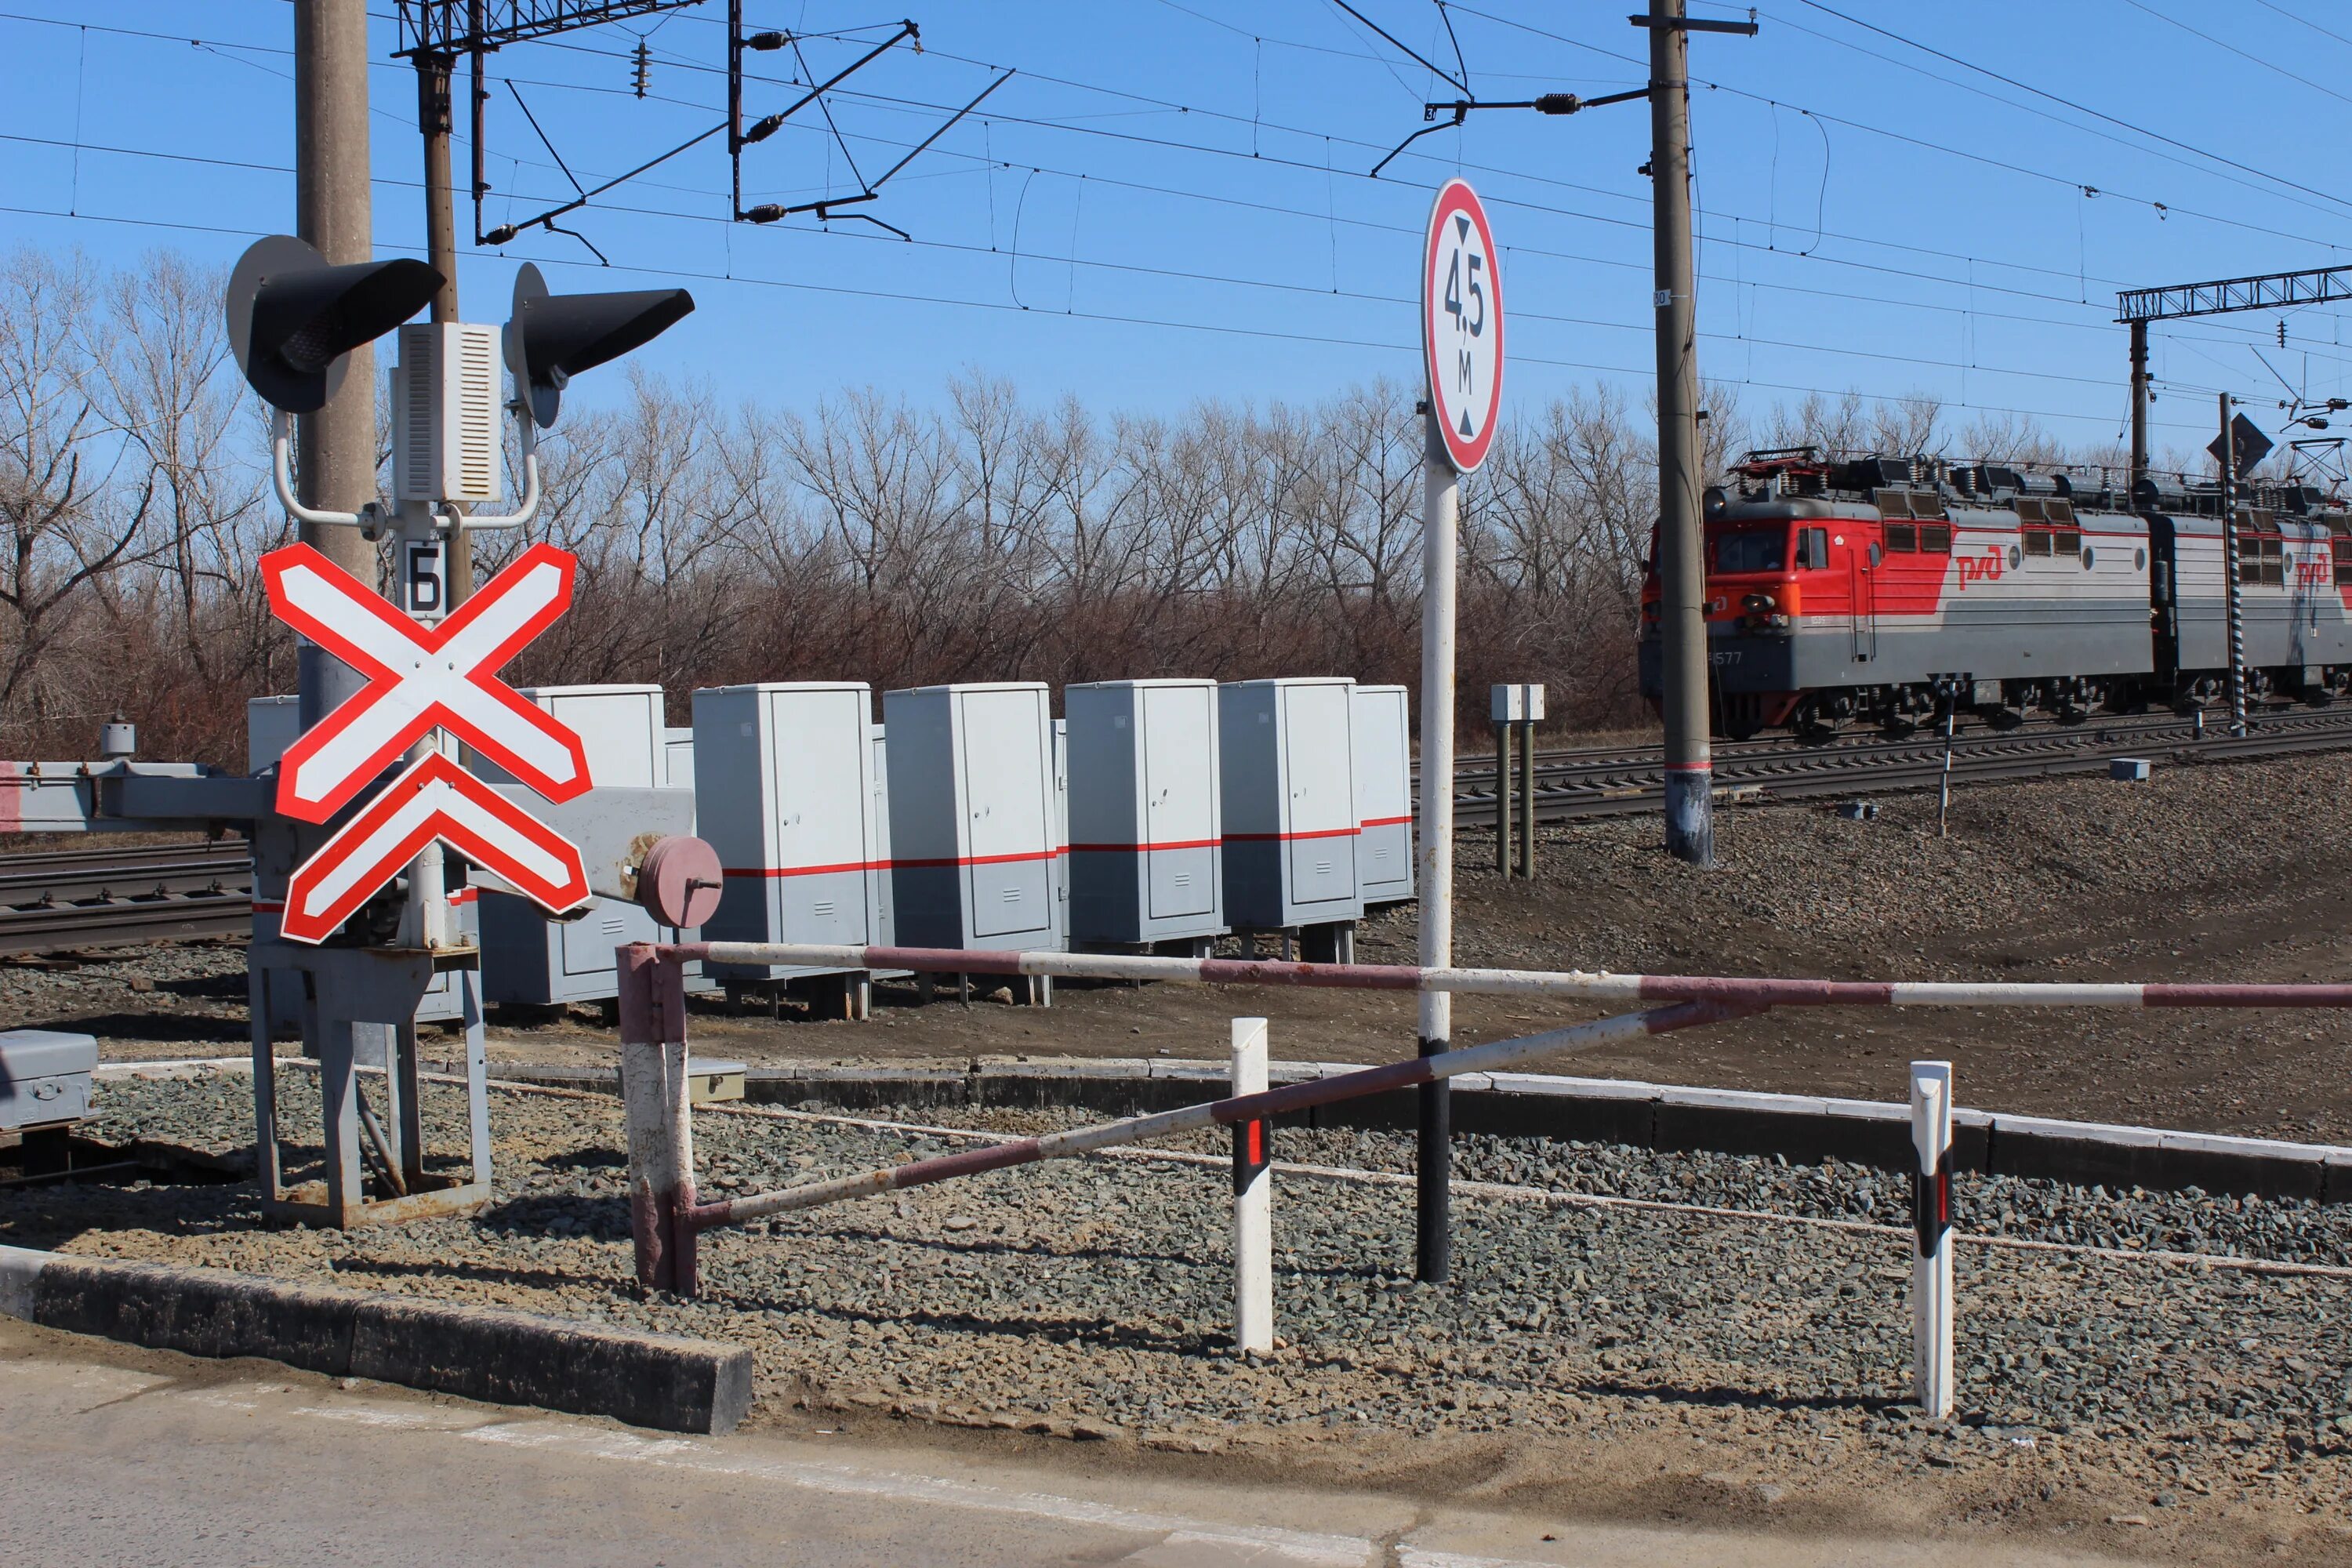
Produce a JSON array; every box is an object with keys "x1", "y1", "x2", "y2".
[
  {"x1": 0, "y1": 839, "x2": 253, "y2": 956},
  {"x1": 1441, "y1": 707, "x2": 2352, "y2": 826},
  {"x1": 2, "y1": 710, "x2": 2347, "y2": 952}
]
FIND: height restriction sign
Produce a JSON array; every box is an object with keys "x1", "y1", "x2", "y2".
[{"x1": 1422, "y1": 178, "x2": 1504, "y2": 474}]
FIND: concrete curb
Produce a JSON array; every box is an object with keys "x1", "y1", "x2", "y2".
[
  {"x1": 459, "y1": 1056, "x2": 2352, "y2": 1205},
  {"x1": 0, "y1": 1244, "x2": 752, "y2": 1435}
]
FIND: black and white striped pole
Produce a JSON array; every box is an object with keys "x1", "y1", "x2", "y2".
[
  {"x1": 1909, "y1": 1059, "x2": 1955, "y2": 1418},
  {"x1": 1230, "y1": 1017, "x2": 1273, "y2": 1354},
  {"x1": 2220, "y1": 393, "x2": 2249, "y2": 738}
]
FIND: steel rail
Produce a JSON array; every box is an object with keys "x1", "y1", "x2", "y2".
[
  {"x1": 0, "y1": 839, "x2": 256, "y2": 955},
  {"x1": 1439, "y1": 707, "x2": 2352, "y2": 826}
]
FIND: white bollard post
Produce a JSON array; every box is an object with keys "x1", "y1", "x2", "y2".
[
  {"x1": 1909, "y1": 1059, "x2": 1955, "y2": 1418},
  {"x1": 1231, "y1": 1016, "x2": 1272, "y2": 1355}
]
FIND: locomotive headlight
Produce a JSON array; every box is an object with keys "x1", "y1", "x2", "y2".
[{"x1": 1741, "y1": 591, "x2": 1777, "y2": 612}]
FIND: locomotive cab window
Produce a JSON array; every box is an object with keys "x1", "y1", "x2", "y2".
[
  {"x1": 1713, "y1": 528, "x2": 1788, "y2": 574},
  {"x1": 1795, "y1": 527, "x2": 1829, "y2": 570}
]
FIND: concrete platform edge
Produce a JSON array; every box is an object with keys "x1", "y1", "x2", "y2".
[{"x1": 0, "y1": 1244, "x2": 751, "y2": 1434}]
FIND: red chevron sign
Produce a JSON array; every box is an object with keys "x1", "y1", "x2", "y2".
[{"x1": 278, "y1": 753, "x2": 590, "y2": 944}]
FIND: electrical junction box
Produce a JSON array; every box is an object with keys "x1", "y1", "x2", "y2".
[
  {"x1": 1219, "y1": 678, "x2": 1363, "y2": 930},
  {"x1": 0, "y1": 1029, "x2": 96, "y2": 1131},
  {"x1": 691, "y1": 683, "x2": 884, "y2": 982},
  {"x1": 869, "y1": 722, "x2": 895, "y2": 947},
  {"x1": 245, "y1": 695, "x2": 473, "y2": 1033},
  {"x1": 390, "y1": 321, "x2": 503, "y2": 504},
  {"x1": 662, "y1": 726, "x2": 695, "y2": 792},
  {"x1": 1350, "y1": 684, "x2": 1415, "y2": 907},
  {"x1": 884, "y1": 683, "x2": 1064, "y2": 953},
  {"x1": 1490, "y1": 683, "x2": 1547, "y2": 724},
  {"x1": 1065, "y1": 679, "x2": 1225, "y2": 946},
  {"x1": 247, "y1": 694, "x2": 300, "y2": 775},
  {"x1": 479, "y1": 684, "x2": 673, "y2": 1007},
  {"x1": 1051, "y1": 717, "x2": 1070, "y2": 929}
]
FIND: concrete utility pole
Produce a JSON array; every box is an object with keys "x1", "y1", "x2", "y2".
[
  {"x1": 1646, "y1": 0, "x2": 1718, "y2": 866},
  {"x1": 292, "y1": 0, "x2": 380, "y2": 728},
  {"x1": 415, "y1": 45, "x2": 476, "y2": 604}
]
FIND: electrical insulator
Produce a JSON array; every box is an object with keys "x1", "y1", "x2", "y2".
[{"x1": 632, "y1": 38, "x2": 650, "y2": 100}]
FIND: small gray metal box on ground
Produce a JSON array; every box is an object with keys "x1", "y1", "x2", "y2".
[
  {"x1": 480, "y1": 684, "x2": 670, "y2": 1007},
  {"x1": 246, "y1": 696, "x2": 470, "y2": 1032},
  {"x1": 2111, "y1": 757, "x2": 2152, "y2": 782},
  {"x1": 1065, "y1": 679, "x2": 1226, "y2": 946},
  {"x1": 1218, "y1": 678, "x2": 1364, "y2": 930},
  {"x1": 1349, "y1": 683, "x2": 1415, "y2": 906},
  {"x1": 0, "y1": 1030, "x2": 96, "y2": 1130},
  {"x1": 691, "y1": 684, "x2": 884, "y2": 983},
  {"x1": 884, "y1": 683, "x2": 1065, "y2": 953}
]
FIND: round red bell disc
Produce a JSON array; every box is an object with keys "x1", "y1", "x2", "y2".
[{"x1": 637, "y1": 834, "x2": 723, "y2": 929}]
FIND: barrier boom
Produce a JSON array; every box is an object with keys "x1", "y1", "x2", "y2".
[{"x1": 685, "y1": 942, "x2": 2352, "y2": 1011}]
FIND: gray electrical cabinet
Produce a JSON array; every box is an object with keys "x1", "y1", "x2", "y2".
[
  {"x1": 1350, "y1": 683, "x2": 1415, "y2": 906},
  {"x1": 869, "y1": 722, "x2": 895, "y2": 947},
  {"x1": 246, "y1": 695, "x2": 470, "y2": 1033},
  {"x1": 1218, "y1": 677, "x2": 1363, "y2": 931},
  {"x1": 480, "y1": 684, "x2": 669, "y2": 1007},
  {"x1": 1065, "y1": 679, "x2": 1225, "y2": 947},
  {"x1": 691, "y1": 684, "x2": 884, "y2": 1011},
  {"x1": 884, "y1": 683, "x2": 1065, "y2": 955},
  {"x1": 663, "y1": 726, "x2": 695, "y2": 792}
]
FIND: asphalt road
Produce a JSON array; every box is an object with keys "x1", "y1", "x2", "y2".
[{"x1": 0, "y1": 1318, "x2": 2139, "y2": 1568}]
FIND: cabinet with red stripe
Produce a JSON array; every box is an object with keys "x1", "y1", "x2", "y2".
[
  {"x1": 883, "y1": 683, "x2": 1066, "y2": 957},
  {"x1": 690, "y1": 682, "x2": 886, "y2": 1014},
  {"x1": 1218, "y1": 677, "x2": 1363, "y2": 940},
  {"x1": 1065, "y1": 678, "x2": 1226, "y2": 949},
  {"x1": 1349, "y1": 683, "x2": 1416, "y2": 908}
]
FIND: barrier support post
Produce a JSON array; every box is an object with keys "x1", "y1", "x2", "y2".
[
  {"x1": 1230, "y1": 1017, "x2": 1272, "y2": 1354},
  {"x1": 1910, "y1": 1058, "x2": 1955, "y2": 1418},
  {"x1": 619, "y1": 944, "x2": 699, "y2": 1296}
]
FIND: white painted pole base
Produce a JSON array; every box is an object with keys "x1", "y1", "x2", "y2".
[
  {"x1": 1910, "y1": 1059, "x2": 1955, "y2": 1418},
  {"x1": 1231, "y1": 1017, "x2": 1272, "y2": 1355}
]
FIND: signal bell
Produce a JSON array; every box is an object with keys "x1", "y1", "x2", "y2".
[
  {"x1": 226, "y1": 235, "x2": 442, "y2": 414},
  {"x1": 505, "y1": 263, "x2": 695, "y2": 429}
]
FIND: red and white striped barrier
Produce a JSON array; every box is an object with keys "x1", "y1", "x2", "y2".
[{"x1": 679, "y1": 942, "x2": 2352, "y2": 1011}]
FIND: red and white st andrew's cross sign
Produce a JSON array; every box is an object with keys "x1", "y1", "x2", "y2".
[{"x1": 260, "y1": 542, "x2": 593, "y2": 944}]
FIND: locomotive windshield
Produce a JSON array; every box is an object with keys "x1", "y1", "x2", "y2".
[{"x1": 1713, "y1": 528, "x2": 1788, "y2": 574}]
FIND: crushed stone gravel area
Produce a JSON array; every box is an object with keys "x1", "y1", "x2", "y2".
[{"x1": 12, "y1": 1067, "x2": 2352, "y2": 1560}]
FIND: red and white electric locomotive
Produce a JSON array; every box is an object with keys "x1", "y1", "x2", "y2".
[{"x1": 1637, "y1": 448, "x2": 2352, "y2": 737}]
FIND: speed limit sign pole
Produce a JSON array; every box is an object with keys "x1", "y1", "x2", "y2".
[{"x1": 1414, "y1": 178, "x2": 1503, "y2": 1284}]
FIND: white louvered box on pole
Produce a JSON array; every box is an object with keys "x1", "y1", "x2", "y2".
[
  {"x1": 477, "y1": 684, "x2": 669, "y2": 1007},
  {"x1": 1350, "y1": 683, "x2": 1416, "y2": 907},
  {"x1": 1066, "y1": 679, "x2": 1225, "y2": 949},
  {"x1": 245, "y1": 695, "x2": 471, "y2": 1036},
  {"x1": 884, "y1": 684, "x2": 1065, "y2": 986},
  {"x1": 691, "y1": 683, "x2": 885, "y2": 1018},
  {"x1": 1218, "y1": 677, "x2": 1363, "y2": 954}
]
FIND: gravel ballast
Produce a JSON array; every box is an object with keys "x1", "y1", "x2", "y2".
[{"x1": 11, "y1": 1067, "x2": 2352, "y2": 1558}]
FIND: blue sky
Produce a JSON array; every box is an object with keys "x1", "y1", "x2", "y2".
[{"x1": 6, "y1": 1, "x2": 2350, "y2": 456}]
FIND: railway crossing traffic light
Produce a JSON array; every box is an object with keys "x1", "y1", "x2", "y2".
[
  {"x1": 224, "y1": 235, "x2": 442, "y2": 414},
  {"x1": 505, "y1": 262, "x2": 695, "y2": 428}
]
